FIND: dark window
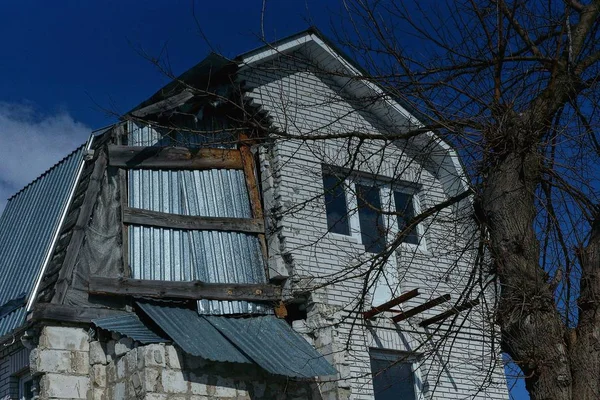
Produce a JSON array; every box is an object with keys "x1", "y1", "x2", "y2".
[
  {"x1": 356, "y1": 184, "x2": 385, "y2": 253},
  {"x1": 323, "y1": 173, "x2": 350, "y2": 235},
  {"x1": 370, "y1": 350, "x2": 417, "y2": 400},
  {"x1": 394, "y1": 191, "x2": 419, "y2": 245}
]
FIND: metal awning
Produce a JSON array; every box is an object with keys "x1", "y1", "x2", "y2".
[
  {"x1": 136, "y1": 301, "x2": 336, "y2": 379},
  {"x1": 92, "y1": 313, "x2": 167, "y2": 344}
]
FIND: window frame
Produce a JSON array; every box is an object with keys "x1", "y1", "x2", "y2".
[
  {"x1": 322, "y1": 169, "x2": 426, "y2": 252},
  {"x1": 369, "y1": 348, "x2": 424, "y2": 400},
  {"x1": 18, "y1": 373, "x2": 33, "y2": 400}
]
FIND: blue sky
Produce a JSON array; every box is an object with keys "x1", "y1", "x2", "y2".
[{"x1": 0, "y1": 1, "x2": 527, "y2": 398}]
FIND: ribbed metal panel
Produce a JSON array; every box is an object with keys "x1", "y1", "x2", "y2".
[
  {"x1": 128, "y1": 154, "x2": 268, "y2": 315},
  {"x1": 0, "y1": 145, "x2": 85, "y2": 336},
  {"x1": 137, "y1": 301, "x2": 251, "y2": 364},
  {"x1": 127, "y1": 121, "x2": 235, "y2": 148},
  {"x1": 205, "y1": 315, "x2": 338, "y2": 378},
  {"x1": 92, "y1": 313, "x2": 167, "y2": 344}
]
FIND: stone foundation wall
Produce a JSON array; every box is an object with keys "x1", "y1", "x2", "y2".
[{"x1": 31, "y1": 325, "x2": 327, "y2": 400}]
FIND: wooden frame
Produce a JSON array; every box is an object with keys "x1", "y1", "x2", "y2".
[
  {"x1": 108, "y1": 145, "x2": 243, "y2": 170},
  {"x1": 122, "y1": 207, "x2": 265, "y2": 233},
  {"x1": 29, "y1": 303, "x2": 128, "y2": 323},
  {"x1": 88, "y1": 276, "x2": 282, "y2": 302}
]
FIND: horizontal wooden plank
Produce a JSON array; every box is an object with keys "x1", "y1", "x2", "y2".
[
  {"x1": 108, "y1": 145, "x2": 243, "y2": 170},
  {"x1": 363, "y1": 289, "x2": 420, "y2": 319},
  {"x1": 88, "y1": 276, "x2": 282, "y2": 302},
  {"x1": 29, "y1": 303, "x2": 128, "y2": 323},
  {"x1": 419, "y1": 299, "x2": 480, "y2": 326},
  {"x1": 391, "y1": 294, "x2": 451, "y2": 323},
  {"x1": 130, "y1": 90, "x2": 194, "y2": 118},
  {"x1": 123, "y1": 207, "x2": 265, "y2": 233}
]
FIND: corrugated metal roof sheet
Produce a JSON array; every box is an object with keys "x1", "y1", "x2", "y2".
[
  {"x1": 92, "y1": 313, "x2": 168, "y2": 344},
  {"x1": 137, "y1": 301, "x2": 251, "y2": 364},
  {"x1": 205, "y1": 315, "x2": 337, "y2": 378},
  {"x1": 137, "y1": 302, "x2": 336, "y2": 378},
  {"x1": 127, "y1": 123, "x2": 268, "y2": 315},
  {"x1": 0, "y1": 145, "x2": 86, "y2": 337}
]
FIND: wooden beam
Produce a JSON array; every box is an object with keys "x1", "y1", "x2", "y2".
[
  {"x1": 363, "y1": 289, "x2": 420, "y2": 319},
  {"x1": 30, "y1": 303, "x2": 128, "y2": 324},
  {"x1": 130, "y1": 90, "x2": 194, "y2": 118},
  {"x1": 419, "y1": 299, "x2": 480, "y2": 327},
  {"x1": 391, "y1": 294, "x2": 451, "y2": 323},
  {"x1": 108, "y1": 145, "x2": 243, "y2": 170},
  {"x1": 123, "y1": 207, "x2": 265, "y2": 233},
  {"x1": 88, "y1": 276, "x2": 282, "y2": 302}
]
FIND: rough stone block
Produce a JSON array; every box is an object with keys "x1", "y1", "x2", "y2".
[
  {"x1": 125, "y1": 348, "x2": 139, "y2": 374},
  {"x1": 106, "y1": 340, "x2": 116, "y2": 364},
  {"x1": 189, "y1": 396, "x2": 209, "y2": 400},
  {"x1": 89, "y1": 341, "x2": 107, "y2": 365},
  {"x1": 116, "y1": 356, "x2": 126, "y2": 379},
  {"x1": 40, "y1": 373, "x2": 89, "y2": 399},
  {"x1": 114, "y1": 337, "x2": 133, "y2": 357},
  {"x1": 113, "y1": 382, "x2": 126, "y2": 400},
  {"x1": 40, "y1": 326, "x2": 89, "y2": 351},
  {"x1": 92, "y1": 387, "x2": 107, "y2": 400},
  {"x1": 189, "y1": 373, "x2": 208, "y2": 395},
  {"x1": 91, "y1": 364, "x2": 107, "y2": 388},
  {"x1": 166, "y1": 345, "x2": 181, "y2": 369},
  {"x1": 71, "y1": 351, "x2": 89, "y2": 375},
  {"x1": 143, "y1": 394, "x2": 168, "y2": 400},
  {"x1": 141, "y1": 344, "x2": 165, "y2": 368},
  {"x1": 143, "y1": 368, "x2": 161, "y2": 393},
  {"x1": 161, "y1": 369, "x2": 187, "y2": 394}
]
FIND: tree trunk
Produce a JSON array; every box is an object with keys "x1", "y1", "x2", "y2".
[
  {"x1": 482, "y1": 148, "x2": 572, "y2": 400},
  {"x1": 570, "y1": 219, "x2": 600, "y2": 399}
]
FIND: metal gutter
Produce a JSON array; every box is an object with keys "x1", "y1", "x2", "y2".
[{"x1": 25, "y1": 134, "x2": 95, "y2": 312}]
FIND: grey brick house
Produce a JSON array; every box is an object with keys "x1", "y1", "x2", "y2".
[{"x1": 0, "y1": 29, "x2": 509, "y2": 400}]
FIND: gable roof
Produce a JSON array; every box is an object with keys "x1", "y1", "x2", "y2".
[
  {"x1": 0, "y1": 141, "x2": 90, "y2": 338},
  {"x1": 235, "y1": 28, "x2": 469, "y2": 199}
]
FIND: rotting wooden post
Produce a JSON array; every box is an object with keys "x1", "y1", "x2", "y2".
[
  {"x1": 419, "y1": 299, "x2": 480, "y2": 326},
  {"x1": 363, "y1": 289, "x2": 420, "y2": 319},
  {"x1": 239, "y1": 134, "x2": 269, "y2": 275},
  {"x1": 391, "y1": 294, "x2": 451, "y2": 323}
]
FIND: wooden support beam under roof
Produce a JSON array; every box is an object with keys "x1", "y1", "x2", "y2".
[
  {"x1": 391, "y1": 294, "x2": 451, "y2": 323},
  {"x1": 363, "y1": 289, "x2": 420, "y2": 319},
  {"x1": 419, "y1": 299, "x2": 480, "y2": 327},
  {"x1": 29, "y1": 303, "x2": 128, "y2": 324},
  {"x1": 108, "y1": 145, "x2": 243, "y2": 170},
  {"x1": 130, "y1": 90, "x2": 194, "y2": 118},
  {"x1": 122, "y1": 207, "x2": 265, "y2": 233},
  {"x1": 88, "y1": 276, "x2": 282, "y2": 302}
]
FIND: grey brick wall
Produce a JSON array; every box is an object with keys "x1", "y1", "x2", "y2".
[{"x1": 241, "y1": 53, "x2": 509, "y2": 399}]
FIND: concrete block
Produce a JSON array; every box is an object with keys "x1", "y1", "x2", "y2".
[
  {"x1": 35, "y1": 349, "x2": 71, "y2": 373},
  {"x1": 40, "y1": 373, "x2": 88, "y2": 399},
  {"x1": 40, "y1": 326, "x2": 89, "y2": 351},
  {"x1": 189, "y1": 373, "x2": 208, "y2": 395},
  {"x1": 161, "y1": 369, "x2": 187, "y2": 394},
  {"x1": 114, "y1": 337, "x2": 133, "y2": 357},
  {"x1": 214, "y1": 377, "x2": 236, "y2": 397},
  {"x1": 89, "y1": 341, "x2": 107, "y2": 365},
  {"x1": 165, "y1": 345, "x2": 181, "y2": 369}
]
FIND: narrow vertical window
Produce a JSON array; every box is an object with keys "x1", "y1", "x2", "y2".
[
  {"x1": 356, "y1": 184, "x2": 385, "y2": 253},
  {"x1": 394, "y1": 191, "x2": 419, "y2": 245},
  {"x1": 323, "y1": 173, "x2": 350, "y2": 235},
  {"x1": 370, "y1": 350, "x2": 418, "y2": 400}
]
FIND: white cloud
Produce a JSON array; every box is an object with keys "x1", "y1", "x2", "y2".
[{"x1": 0, "y1": 102, "x2": 91, "y2": 213}]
